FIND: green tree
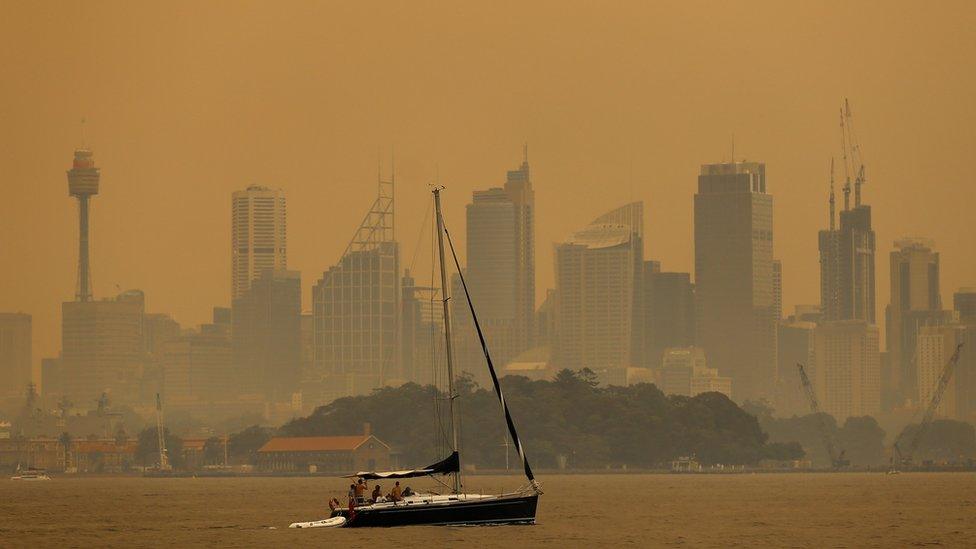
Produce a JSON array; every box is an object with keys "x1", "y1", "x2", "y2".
[
  {"x1": 135, "y1": 427, "x2": 184, "y2": 468},
  {"x1": 228, "y1": 425, "x2": 274, "y2": 464},
  {"x1": 837, "y1": 416, "x2": 886, "y2": 466}
]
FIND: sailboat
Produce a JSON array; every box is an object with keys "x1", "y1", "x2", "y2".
[{"x1": 292, "y1": 186, "x2": 541, "y2": 528}]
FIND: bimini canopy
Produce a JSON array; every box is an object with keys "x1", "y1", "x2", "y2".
[{"x1": 348, "y1": 451, "x2": 459, "y2": 480}]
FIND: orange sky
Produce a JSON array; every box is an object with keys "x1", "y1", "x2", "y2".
[{"x1": 2, "y1": 1, "x2": 975, "y2": 382}]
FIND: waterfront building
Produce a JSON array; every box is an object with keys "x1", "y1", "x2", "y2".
[
  {"x1": 231, "y1": 185, "x2": 287, "y2": 300},
  {"x1": 257, "y1": 431, "x2": 390, "y2": 472},
  {"x1": 0, "y1": 313, "x2": 31, "y2": 398},
  {"x1": 694, "y1": 161, "x2": 775, "y2": 401}
]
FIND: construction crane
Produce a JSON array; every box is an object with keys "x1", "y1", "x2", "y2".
[
  {"x1": 796, "y1": 363, "x2": 849, "y2": 468},
  {"x1": 155, "y1": 393, "x2": 171, "y2": 471},
  {"x1": 892, "y1": 343, "x2": 964, "y2": 468}
]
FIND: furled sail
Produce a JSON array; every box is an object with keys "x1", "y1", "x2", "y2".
[
  {"x1": 350, "y1": 451, "x2": 459, "y2": 480},
  {"x1": 443, "y1": 226, "x2": 540, "y2": 492}
]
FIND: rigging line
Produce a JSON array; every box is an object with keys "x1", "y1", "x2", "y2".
[
  {"x1": 441, "y1": 220, "x2": 539, "y2": 491},
  {"x1": 408, "y1": 198, "x2": 434, "y2": 273}
]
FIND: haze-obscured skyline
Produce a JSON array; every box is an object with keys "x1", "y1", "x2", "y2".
[{"x1": 2, "y1": 1, "x2": 975, "y2": 377}]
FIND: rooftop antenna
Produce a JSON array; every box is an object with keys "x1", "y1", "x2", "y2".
[
  {"x1": 829, "y1": 157, "x2": 836, "y2": 231},
  {"x1": 731, "y1": 133, "x2": 735, "y2": 163},
  {"x1": 522, "y1": 142, "x2": 528, "y2": 166},
  {"x1": 81, "y1": 117, "x2": 87, "y2": 149},
  {"x1": 844, "y1": 99, "x2": 866, "y2": 207}
]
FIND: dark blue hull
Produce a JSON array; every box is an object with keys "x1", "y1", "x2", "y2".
[{"x1": 338, "y1": 493, "x2": 538, "y2": 527}]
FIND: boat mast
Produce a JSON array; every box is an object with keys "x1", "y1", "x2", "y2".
[{"x1": 432, "y1": 187, "x2": 462, "y2": 494}]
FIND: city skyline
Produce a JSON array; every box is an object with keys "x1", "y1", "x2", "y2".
[{"x1": 2, "y1": 3, "x2": 976, "y2": 384}]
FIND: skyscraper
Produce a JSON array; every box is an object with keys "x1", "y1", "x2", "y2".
[
  {"x1": 884, "y1": 238, "x2": 953, "y2": 408},
  {"x1": 916, "y1": 324, "x2": 964, "y2": 419},
  {"x1": 232, "y1": 269, "x2": 301, "y2": 401},
  {"x1": 462, "y1": 154, "x2": 536, "y2": 369},
  {"x1": 231, "y1": 185, "x2": 287, "y2": 300},
  {"x1": 554, "y1": 202, "x2": 643, "y2": 377},
  {"x1": 818, "y1": 161, "x2": 876, "y2": 323},
  {"x1": 311, "y1": 175, "x2": 398, "y2": 404},
  {"x1": 162, "y1": 308, "x2": 233, "y2": 402},
  {"x1": 67, "y1": 149, "x2": 99, "y2": 302},
  {"x1": 61, "y1": 290, "x2": 145, "y2": 404},
  {"x1": 812, "y1": 320, "x2": 881, "y2": 421},
  {"x1": 954, "y1": 288, "x2": 976, "y2": 322},
  {"x1": 0, "y1": 313, "x2": 32, "y2": 398},
  {"x1": 641, "y1": 264, "x2": 695, "y2": 369},
  {"x1": 694, "y1": 161, "x2": 775, "y2": 401}
]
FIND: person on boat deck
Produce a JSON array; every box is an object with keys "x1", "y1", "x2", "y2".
[
  {"x1": 390, "y1": 481, "x2": 403, "y2": 502},
  {"x1": 329, "y1": 497, "x2": 341, "y2": 513},
  {"x1": 347, "y1": 483, "x2": 357, "y2": 506},
  {"x1": 371, "y1": 484, "x2": 382, "y2": 503},
  {"x1": 354, "y1": 478, "x2": 368, "y2": 504}
]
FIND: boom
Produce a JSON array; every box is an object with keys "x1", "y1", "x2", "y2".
[
  {"x1": 796, "y1": 363, "x2": 848, "y2": 468},
  {"x1": 895, "y1": 343, "x2": 964, "y2": 465}
]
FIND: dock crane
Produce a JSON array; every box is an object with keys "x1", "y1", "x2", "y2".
[
  {"x1": 796, "y1": 363, "x2": 849, "y2": 468},
  {"x1": 891, "y1": 343, "x2": 964, "y2": 469}
]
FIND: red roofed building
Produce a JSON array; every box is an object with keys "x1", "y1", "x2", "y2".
[
  {"x1": 257, "y1": 432, "x2": 391, "y2": 473},
  {"x1": 71, "y1": 439, "x2": 138, "y2": 473}
]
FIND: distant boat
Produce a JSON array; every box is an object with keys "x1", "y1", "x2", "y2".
[
  {"x1": 290, "y1": 187, "x2": 540, "y2": 529},
  {"x1": 11, "y1": 466, "x2": 51, "y2": 481}
]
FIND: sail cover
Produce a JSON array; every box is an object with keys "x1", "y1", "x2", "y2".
[
  {"x1": 444, "y1": 226, "x2": 537, "y2": 488},
  {"x1": 349, "y1": 451, "x2": 459, "y2": 480}
]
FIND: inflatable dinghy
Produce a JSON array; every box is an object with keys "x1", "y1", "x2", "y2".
[{"x1": 289, "y1": 516, "x2": 347, "y2": 529}]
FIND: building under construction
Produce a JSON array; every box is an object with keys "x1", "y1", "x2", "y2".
[{"x1": 309, "y1": 172, "x2": 399, "y2": 405}]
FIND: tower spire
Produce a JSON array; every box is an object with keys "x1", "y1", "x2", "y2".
[
  {"x1": 67, "y1": 148, "x2": 100, "y2": 301},
  {"x1": 840, "y1": 107, "x2": 851, "y2": 211}
]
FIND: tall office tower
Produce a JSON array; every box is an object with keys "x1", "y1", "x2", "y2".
[
  {"x1": 916, "y1": 324, "x2": 964, "y2": 419},
  {"x1": 231, "y1": 185, "x2": 287, "y2": 300},
  {"x1": 61, "y1": 290, "x2": 145, "y2": 404},
  {"x1": 399, "y1": 270, "x2": 445, "y2": 387},
  {"x1": 534, "y1": 289, "x2": 558, "y2": 348},
  {"x1": 818, "y1": 164, "x2": 876, "y2": 323},
  {"x1": 642, "y1": 262, "x2": 695, "y2": 369},
  {"x1": 459, "y1": 153, "x2": 537, "y2": 371},
  {"x1": 812, "y1": 320, "x2": 881, "y2": 421},
  {"x1": 955, "y1": 288, "x2": 976, "y2": 322},
  {"x1": 884, "y1": 238, "x2": 954, "y2": 409},
  {"x1": 67, "y1": 149, "x2": 99, "y2": 302},
  {"x1": 503, "y1": 150, "x2": 536, "y2": 352},
  {"x1": 311, "y1": 175, "x2": 398, "y2": 403},
  {"x1": 162, "y1": 309, "x2": 233, "y2": 402},
  {"x1": 694, "y1": 161, "x2": 775, "y2": 402},
  {"x1": 0, "y1": 313, "x2": 32, "y2": 398},
  {"x1": 232, "y1": 269, "x2": 301, "y2": 401},
  {"x1": 554, "y1": 202, "x2": 643, "y2": 377},
  {"x1": 776, "y1": 306, "x2": 818, "y2": 416},
  {"x1": 140, "y1": 313, "x2": 182, "y2": 402}
]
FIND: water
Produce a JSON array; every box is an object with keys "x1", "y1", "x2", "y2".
[{"x1": 1, "y1": 473, "x2": 974, "y2": 547}]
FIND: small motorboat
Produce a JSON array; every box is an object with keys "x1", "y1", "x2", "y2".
[{"x1": 11, "y1": 467, "x2": 51, "y2": 481}]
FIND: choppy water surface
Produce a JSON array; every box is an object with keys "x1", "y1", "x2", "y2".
[{"x1": 1, "y1": 473, "x2": 974, "y2": 547}]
